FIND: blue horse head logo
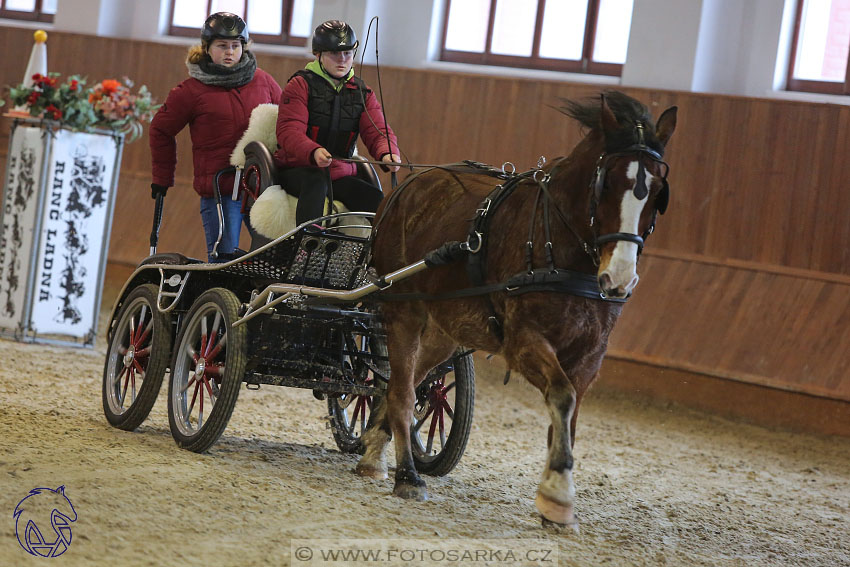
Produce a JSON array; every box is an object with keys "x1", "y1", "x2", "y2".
[{"x1": 13, "y1": 486, "x2": 78, "y2": 557}]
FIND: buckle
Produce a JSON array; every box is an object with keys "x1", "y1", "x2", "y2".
[
  {"x1": 461, "y1": 231, "x2": 483, "y2": 254},
  {"x1": 476, "y1": 198, "x2": 492, "y2": 216}
]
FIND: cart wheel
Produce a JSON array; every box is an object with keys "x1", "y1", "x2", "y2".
[
  {"x1": 328, "y1": 332, "x2": 389, "y2": 454},
  {"x1": 411, "y1": 349, "x2": 475, "y2": 476},
  {"x1": 167, "y1": 288, "x2": 246, "y2": 453},
  {"x1": 102, "y1": 284, "x2": 171, "y2": 431}
]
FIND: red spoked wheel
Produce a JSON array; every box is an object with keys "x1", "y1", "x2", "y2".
[
  {"x1": 102, "y1": 284, "x2": 171, "y2": 431},
  {"x1": 167, "y1": 288, "x2": 246, "y2": 453},
  {"x1": 411, "y1": 350, "x2": 475, "y2": 476}
]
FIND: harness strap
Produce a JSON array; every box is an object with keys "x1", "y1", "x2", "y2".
[
  {"x1": 525, "y1": 188, "x2": 542, "y2": 273},
  {"x1": 465, "y1": 170, "x2": 541, "y2": 341},
  {"x1": 374, "y1": 267, "x2": 626, "y2": 303}
]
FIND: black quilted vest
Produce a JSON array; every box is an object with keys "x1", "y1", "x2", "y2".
[{"x1": 293, "y1": 69, "x2": 367, "y2": 158}]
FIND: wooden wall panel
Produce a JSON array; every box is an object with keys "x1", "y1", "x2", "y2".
[
  {"x1": 3, "y1": 28, "x2": 850, "y2": 404},
  {"x1": 610, "y1": 253, "x2": 850, "y2": 402}
]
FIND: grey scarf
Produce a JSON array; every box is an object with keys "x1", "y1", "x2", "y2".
[{"x1": 186, "y1": 50, "x2": 257, "y2": 88}]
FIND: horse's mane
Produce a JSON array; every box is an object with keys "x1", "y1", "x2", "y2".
[{"x1": 557, "y1": 90, "x2": 663, "y2": 155}]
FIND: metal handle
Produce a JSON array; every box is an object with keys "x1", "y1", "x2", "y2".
[
  {"x1": 149, "y1": 192, "x2": 165, "y2": 256},
  {"x1": 211, "y1": 166, "x2": 236, "y2": 259}
]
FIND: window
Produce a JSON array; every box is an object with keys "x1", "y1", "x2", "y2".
[
  {"x1": 0, "y1": 0, "x2": 56, "y2": 22},
  {"x1": 787, "y1": 0, "x2": 850, "y2": 94},
  {"x1": 440, "y1": 0, "x2": 634, "y2": 76},
  {"x1": 170, "y1": 0, "x2": 313, "y2": 47}
]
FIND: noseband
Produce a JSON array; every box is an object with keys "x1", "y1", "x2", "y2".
[{"x1": 589, "y1": 122, "x2": 670, "y2": 258}]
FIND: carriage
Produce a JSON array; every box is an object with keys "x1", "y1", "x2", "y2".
[
  {"x1": 100, "y1": 144, "x2": 475, "y2": 477},
  {"x1": 103, "y1": 90, "x2": 677, "y2": 527}
]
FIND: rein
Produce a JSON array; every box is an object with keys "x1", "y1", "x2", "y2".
[{"x1": 336, "y1": 156, "x2": 485, "y2": 171}]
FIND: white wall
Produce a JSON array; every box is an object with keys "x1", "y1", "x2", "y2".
[
  {"x1": 692, "y1": 0, "x2": 746, "y2": 94},
  {"x1": 621, "y1": 0, "x2": 704, "y2": 91},
  {"x1": 14, "y1": 0, "x2": 848, "y2": 105},
  {"x1": 53, "y1": 0, "x2": 164, "y2": 38}
]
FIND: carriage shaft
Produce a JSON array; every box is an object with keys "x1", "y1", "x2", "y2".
[{"x1": 233, "y1": 260, "x2": 429, "y2": 327}]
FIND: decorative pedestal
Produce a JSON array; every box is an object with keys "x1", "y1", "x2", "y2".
[{"x1": 0, "y1": 117, "x2": 123, "y2": 347}]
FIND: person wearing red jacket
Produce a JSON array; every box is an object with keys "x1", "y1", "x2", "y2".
[
  {"x1": 273, "y1": 20, "x2": 400, "y2": 227},
  {"x1": 150, "y1": 12, "x2": 282, "y2": 261}
]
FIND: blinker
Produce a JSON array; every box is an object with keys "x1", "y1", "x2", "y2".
[
  {"x1": 656, "y1": 180, "x2": 669, "y2": 214},
  {"x1": 633, "y1": 158, "x2": 648, "y2": 200}
]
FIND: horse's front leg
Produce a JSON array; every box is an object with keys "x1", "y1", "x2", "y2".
[
  {"x1": 536, "y1": 377, "x2": 579, "y2": 527},
  {"x1": 506, "y1": 339, "x2": 579, "y2": 527}
]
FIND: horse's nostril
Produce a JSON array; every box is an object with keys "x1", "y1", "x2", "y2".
[{"x1": 598, "y1": 273, "x2": 612, "y2": 291}]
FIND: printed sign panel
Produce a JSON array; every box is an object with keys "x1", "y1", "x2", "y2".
[
  {"x1": 0, "y1": 126, "x2": 46, "y2": 330},
  {"x1": 29, "y1": 129, "x2": 119, "y2": 338}
]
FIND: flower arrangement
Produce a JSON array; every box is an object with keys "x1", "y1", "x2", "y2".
[
  {"x1": 6, "y1": 73, "x2": 159, "y2": 142},
  {"x1": 88, "y1": 78, "x2": 158, "y2": 142}
]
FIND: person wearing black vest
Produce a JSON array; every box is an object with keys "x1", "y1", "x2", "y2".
[{"x1": 273, "y1": 20, "x2": 400, "y2": 226}]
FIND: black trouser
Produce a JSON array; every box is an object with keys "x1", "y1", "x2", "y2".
[{"x1": 279, "y1": 167, "x2": 384, "y2": 226}]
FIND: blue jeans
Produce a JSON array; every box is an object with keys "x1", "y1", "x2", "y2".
[{"x1": 199, "y1": 196, "x2": 244, "y2": 262}]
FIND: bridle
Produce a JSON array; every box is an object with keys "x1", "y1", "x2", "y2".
[{"x1": 588, "y1": 121, "x2": 670, "y2": 258}]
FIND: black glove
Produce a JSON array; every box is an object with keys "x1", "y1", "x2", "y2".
[{"x1": 150, "y1": 183, "x2": 169, "y2": 199}]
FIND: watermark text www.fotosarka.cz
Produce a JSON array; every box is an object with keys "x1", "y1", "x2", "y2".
[{"x1": 291, "y1": 538, "x2": 558, "y2": 566}]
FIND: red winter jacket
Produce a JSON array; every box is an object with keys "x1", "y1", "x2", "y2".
[
  {"x1": 150, "y1": 67, "x2": 282, "y2": 197},
  {"x1": 273, "y1": 70, "x2": 398, "y2": 181}
]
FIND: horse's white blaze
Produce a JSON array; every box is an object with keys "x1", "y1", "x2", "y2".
[{"x1": 601, "y1": 160, "x2": 652, "y2": 296}]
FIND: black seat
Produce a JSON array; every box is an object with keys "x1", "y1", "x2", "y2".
[{"x1": 240, "y1": 141, "x2": 382, "y2": 211}]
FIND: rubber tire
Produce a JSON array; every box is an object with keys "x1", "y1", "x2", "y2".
[
  {"x1": 411, "y1": 350, "x2": 475, "y2": 476},
  {"x1": 327, "y1": 332, "x2": 389, "y2": 454},
  {"x1": 167, "y1": 288, "x2": 246, "y2": 453},
  {"x1": 102, "y1": 284, "x2": 171, "y2": 431}
]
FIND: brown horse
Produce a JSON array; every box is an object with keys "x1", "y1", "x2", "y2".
[{"x1": 356, "y1": 91, "x2": 677, "y2": 526}]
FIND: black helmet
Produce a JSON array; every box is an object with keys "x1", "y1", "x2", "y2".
[
  {"x1": 202, "y1": 12, "x2": 249, "y2": 44},
  {"x1": 312, "y1": 20, "x2": 358, "y2": 52}
]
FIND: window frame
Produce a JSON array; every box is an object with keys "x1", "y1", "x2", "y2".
[
  {"x1": 439, "y1": 0, "x2": 624, "y2": 76},
  {"x1": 786, "y1": 0, "x2": 850, "y2": 95},
  {"x1": 0, "y1": 0, "x2": 54, "y2": 23},
  {"x1": 168, "y1": 0, "x2": 307, "y2": 47}
]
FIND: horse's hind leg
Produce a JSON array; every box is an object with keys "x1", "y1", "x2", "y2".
[
  {"x1": 355, "y1": 395, "x2": 391, "y2": 479},
  {"x1": 378, "y1": 309, "x2": 456, "y2": 500},
  {"x1": 356, "y1": 303, "x2": 427, "y2": 492},
  {"x1": 386, "y1": 349, "x2": 429, "y2": 500},
  {"x1": 505, "y1": 338, "x2": 579, "y2": 527}
]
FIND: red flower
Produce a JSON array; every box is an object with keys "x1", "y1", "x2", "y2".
[
  {"x1": 69, "y1": 79, "x2": 79, "y2": 91},
  {"x1": 32, "y1": 73, "x2": 42, "y2": 81},
  {"x1": 46, "y1": 104, "x2": 62, "y2": 120},
  {"x1": 27, "y1": 91, "x2": 40, "y2": 104},
  {"x1": 101, "y1": 79, "x2": 121, "y2": 95}
]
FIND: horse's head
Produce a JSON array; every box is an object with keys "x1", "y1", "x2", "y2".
[{"x1": 561, "y1": 91, "x2": 677, "y2": 298}]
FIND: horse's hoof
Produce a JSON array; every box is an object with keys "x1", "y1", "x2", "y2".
[
  {"x1": 535, "y1": 492, "x2": 579, "y2": 530},
  {"x1": 393, "y1": 481, "x2": 428, "y2": 501},
  {"x1": 354, "y1": 462, "x2": 388, "y2": 480}
]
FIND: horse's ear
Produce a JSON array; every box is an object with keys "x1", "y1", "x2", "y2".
[
  {"x1": 600, "y1": 93, "x2": 620, "y2": 134},
  {"x1": 655, "y1": 106, "x2": 678, "y2": 146}
]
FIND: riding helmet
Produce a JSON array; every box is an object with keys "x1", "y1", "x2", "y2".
[
  {"x1": 312, "y1": 20, "x2": 358, "y2": 52},
  {"x1": 201, "y1": 12, "x2": 249, "y2": 44}
]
